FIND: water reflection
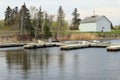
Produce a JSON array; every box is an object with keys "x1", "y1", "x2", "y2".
[
  {"x1": 2, "y1": 47, "x2": 120, "y2": 80},
  {"x1": 6, "y1": 50, "x2": 30, "y2": 70},
  {"x1": 5, "y1": 47, "x2": 65, "y2": 80}
]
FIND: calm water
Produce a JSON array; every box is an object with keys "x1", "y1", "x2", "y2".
[{"x1": 0, "y1": 40, "x2": 120, "y2": 80}]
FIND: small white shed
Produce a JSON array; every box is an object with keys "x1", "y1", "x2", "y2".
[{"x1": 79, "y1": 15, "x2": 112, "y2": 32}]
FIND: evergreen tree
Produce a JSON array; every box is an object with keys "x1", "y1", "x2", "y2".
[
  {"x1": 12, "y1": 7, "x2": 19, "y2": 27},
  {"x1": 33, "y1": 6, "x2": 44, "y2": 39},
  {"x1": 56, "y1": 6, "x2": 65, "y2": 41},
  {"x1": 37, "y1": 7, "x2": 44, "y2": 36},
  {"x1": 44, "y1": 13, "x2": 52, "y2": 39},
  {"x1": 19, "y1": 3, "x2": 34, "y2": 35},
  {"x1": 4, "y1": 6, "x2": 13, "y2": 25},
  {"x1": 71, "y1": 8, "x2": 81, "y2": 30}
]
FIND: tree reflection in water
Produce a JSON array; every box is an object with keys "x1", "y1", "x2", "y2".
[
  {"x1": 2, "y1": 44, "x2": 120, "y2": 80},
  {"x1": 5, "y1": 47, "x2": 65, "y2": 80}
]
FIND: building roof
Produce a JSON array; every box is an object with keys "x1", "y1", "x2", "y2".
[{"x1": 80, "y1": 15, "x2": 105, "y2": 23}]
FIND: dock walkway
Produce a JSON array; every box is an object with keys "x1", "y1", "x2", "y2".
[
  {"x1": 0, "y1": 43, "x2": 25, "y2": 48},
  {"x1": 24, "y1": 42, "x2": 63, "y2": 49},
  {"x1": 107, "y1": 44, "x2": 120, "y2": 51},
  {"x1": 1, "y1": 40, "x2": 120, "y2": 52},
  {"x1": 61, "y1": 44, "x2": 90, "y2": 50},
  {"x1": 60, "y1": 41, "x2": 111, "y2": 50}
]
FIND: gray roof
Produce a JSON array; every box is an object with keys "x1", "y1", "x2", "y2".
[{"x1": 81, "y1": 15, "x2": 103, "y2": 23}]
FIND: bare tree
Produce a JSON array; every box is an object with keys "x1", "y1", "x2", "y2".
[{"x1": 29, "y1": 6, "x2": 38, "y2": 19}]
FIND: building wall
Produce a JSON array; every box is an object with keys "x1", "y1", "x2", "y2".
[
  {"x1": 79, "y1": 23, "x2": 96, "y2": 32},
  {"x1": 97, "y1": 17, "x2": 111, "y2": 32}
]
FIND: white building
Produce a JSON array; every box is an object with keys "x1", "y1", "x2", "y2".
[{"x1": 79, "y1": 15, "x2": 112, "y2": 32}]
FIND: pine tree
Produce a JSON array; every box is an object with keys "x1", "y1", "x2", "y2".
[
  {"x1": 71, "y1": 8, "x2": 81, "y2": 30},
  {"x1": 44, "y1": 13, "x2": 52, "y2": 39},
  {"x1": 56, "y1": 6, "x2": 65, "y2": 41},
  {"x1": 19, "y1": 3, "x2": 34, "y2": 35},
  {"x1": 12, "y1": 7, "x2": 19, "y2": 27},
  {"x1": 37, "y1": 7, "x2": 44, "y2": 36},
  {"x1": 4, "y1": 6, "x2": 13, "y2": 25}
]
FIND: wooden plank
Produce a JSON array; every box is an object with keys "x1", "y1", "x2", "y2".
[
  {"x1": 60, "y1": 44, "x2": 90, "y2": 50},
  {"x1": 107, "y1": 45, "x2": 120, "y2": 51}
]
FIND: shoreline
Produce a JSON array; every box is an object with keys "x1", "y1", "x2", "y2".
[{"x1": 0, "y1": 33, "x2": 120, "y2": 43}]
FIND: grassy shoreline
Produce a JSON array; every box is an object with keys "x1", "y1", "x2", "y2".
[
  {"x1": 0, "y1": 30, "x2": 120, "y2": 42},
  {"x1": 0, "y1": 20, "x2": 120, "y2": 41},
  {"x1": 58, "y1": 30, "x2": 120, "y2": 41}
]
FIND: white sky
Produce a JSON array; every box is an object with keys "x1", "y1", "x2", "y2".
[{"x1": 0, "y1": 0, "x2": 120, "y2": 25}]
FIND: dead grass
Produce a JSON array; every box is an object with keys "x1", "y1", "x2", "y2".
[{"x1": 58, "y1": 33, "x2": 98, "y2": 41}]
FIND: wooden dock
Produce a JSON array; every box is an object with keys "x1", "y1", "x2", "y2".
[
  {"x1": 0, "y1": 40, "x2": 120, "y2": 52},
  {"x1": 90, "y1": 43, "x2": 110, "y2": 48},
  {"x1": 0, "y1": 43, "x2": 25, "y2": 48},
  {"x1": 24, "y1": 42, "x2": 63, "y2": 49},
  {"x1": 106, "y1": 45, "x2": 120, "y2": 51},
  {"x1": 24, "y1": 43, "x2": 37, "y2": 49},
  {"x1": 60, "y1": 44, "x2": 90, "y2": 50},
  {"x1": 60, "y1": 41, "x2": 111, "y2": 50}
]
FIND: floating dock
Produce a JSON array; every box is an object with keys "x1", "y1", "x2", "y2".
[
  {"x1": 0, "y1": 43, "x2": 25, "y2": 48},
  {"x1": 0, "y1": 41, "x2": 120, "y2": 52},
  {"x1": 24, "y1": 42, "x2": 63, "y2": 49},
  {"x1": 60, "y1": 42, "x2": 111, "y2": 50},
  {"x1": 90, "y1": 43, "x2": 110, "y2": 48},
  {"x1": 106, "y1": 45, "x2": 120, "y2": 51},
  {"x1": 24, "y1": 43, "x2": 37, "y2": 49},
  {"x1": 60, "y1": 44, "x2": 90, "y2": 50}
]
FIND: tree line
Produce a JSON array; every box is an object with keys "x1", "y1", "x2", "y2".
[{"x1": 4, "y1": 3, "x2": 81, "y2": 40}]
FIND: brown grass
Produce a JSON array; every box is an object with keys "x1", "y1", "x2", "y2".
[{"x1": 58, "y1": 33, "x2": 98, "y2": 41}]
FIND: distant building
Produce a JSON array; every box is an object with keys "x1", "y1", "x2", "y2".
[{"x1": 79, "y1": 15, "x2": 112, "y2": 32}]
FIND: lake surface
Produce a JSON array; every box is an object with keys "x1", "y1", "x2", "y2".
[{"x1": 0, "y1": 40, "x2": 120, "y2": 80}]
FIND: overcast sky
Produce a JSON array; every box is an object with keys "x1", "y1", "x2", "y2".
[{"x1": 0, "y1": 0, "x2": 120, "y2": 25}]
